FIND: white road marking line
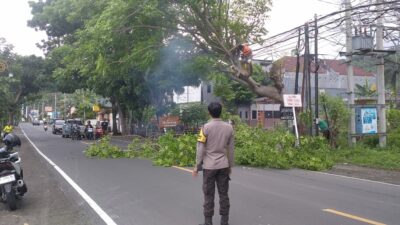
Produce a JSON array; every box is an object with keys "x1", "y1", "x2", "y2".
[
  {"x1": 314, "y1": 171, "x2": 400, "y2": 187},
  {"x1": 21, "y1": 128, "x2": 118, "y2": 225}
]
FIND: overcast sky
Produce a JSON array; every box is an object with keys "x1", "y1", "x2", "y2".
[{"x1": 0, "y1": 0, "x2": 338, "y2": 57}]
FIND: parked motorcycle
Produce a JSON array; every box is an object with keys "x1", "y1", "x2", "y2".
[
  {"x1": 71, "y1": 125, "x2": 82, "y2": 140},
  {"x1": 0, "y1": 133, "x2": 27, "y2": 211}
]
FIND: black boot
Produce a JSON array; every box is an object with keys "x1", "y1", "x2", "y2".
[
  {"x1": 199, "y1": 216, "x2": 213, "y2": 225},
  {"x1": 220, "y1": 215, "x2": 229, "y2": 225}
]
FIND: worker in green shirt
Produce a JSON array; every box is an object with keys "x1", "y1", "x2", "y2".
[{"x1": 318, "y1": 118, "x2": 330, "y2": 140}]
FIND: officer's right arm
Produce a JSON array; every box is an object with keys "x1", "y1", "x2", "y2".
[{"x1": 227, "y1": 129, "x2": 235, "y2": 168}]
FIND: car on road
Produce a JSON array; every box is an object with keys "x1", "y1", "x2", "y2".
[
  {"x1": 62, "y1": 119, "x2": 85, "y2": 138},
  {"x1": 32, "y1": 120, "x2": 40, "y2": 126},
  {"x1": 52, "y1": 119, "x2": 65, "y2": 134}
]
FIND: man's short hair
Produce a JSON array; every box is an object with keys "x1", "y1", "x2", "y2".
[{"x1": 208, "y1": 102, "x2": 222, "y2": 118}]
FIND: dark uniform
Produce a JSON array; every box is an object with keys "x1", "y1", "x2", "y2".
[{"x1": 196, "y1": 118, "x2": 234, "y2": 225}]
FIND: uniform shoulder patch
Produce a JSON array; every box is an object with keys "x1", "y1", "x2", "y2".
[{"x1": 197, "y1": 128, "x2": 207, "y2": 143}]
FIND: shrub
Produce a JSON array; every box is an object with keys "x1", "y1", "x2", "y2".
[
  {"x1": 234, "y1": 124, "x2": 333, "y2": 170},
  {"x1": 154, "y1": 132, "x2": 197, "y2": 167},
  {"x1": 294, "y1": 136, "x2": 334, "y2": 170},
  {"x1": 85, "y1": 124, "x2": 336, "y2": 171},
  {"x1": 85, "y1": 136, "x2": 124, "y2": 158}
]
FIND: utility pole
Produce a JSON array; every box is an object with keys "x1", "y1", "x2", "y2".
[
  {"x1": 295, "y1": 28, "x2": 301, "y2": 95},
  {"x1": 304, "y1": 23, "x2": 313, "y2": 135},
  {"x1": 64, "y1": 93, "x2": 67, "y2": 118},
  {"x1": 345, "y1": 0, "x2": 356, "y2": 145},
  {"x1": 42, "y1": 101, "x2": 44, "y2": 119},
  {"x1": 54, "y1": 93, "x2": 57, "y2": 119},
  {"x1": 83, "y1": 90, "x2": 86, "y2": 121},
  {"x1": 377, "y1": 0, "x2": 387, "y2": 147},
  {"x1": 314, "y1": 14, "x2": 319, "y2": 136}
]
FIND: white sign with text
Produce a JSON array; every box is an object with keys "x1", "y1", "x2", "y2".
[{"x1": 283, "y1": 94, "x2": 302, "y2": 107}]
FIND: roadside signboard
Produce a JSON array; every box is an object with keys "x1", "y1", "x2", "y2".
[
  {"x1": 283, "y1": 94, "x2": 302, "y2": 146},
  {"x1": 355, "y1": 107, "x2": 378, "y2": 134},
  {"x1": 45, "y1": 106, "x2": 53, "y2": 112},
  {"x1": 283, "y1": 94, "x2": 302, "y2": 107},
  {"x1": 280, "y1": 106, "x2": 294, "y2": 120}
]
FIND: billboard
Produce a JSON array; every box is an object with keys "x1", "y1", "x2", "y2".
[
  {"x1": 45, "y1": 106, "x2": 53, "y2": 112},
  {"x1": 356, "y1": 107, "x2": 378, "y2": 134},
  {"x1": 361, "y1": 108, "x2": 378, "y2": 134}
]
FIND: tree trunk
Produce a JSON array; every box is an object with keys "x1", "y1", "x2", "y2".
[
  {"x1": 228, "y1": 64, "x2": 283, "y2": 103},
  {"x1": 110, "y1": 97, "x2": 118, "y2": 135},
  {"x1": 117, "y1": 103, "x2": 129, "y2": 135},
  {"x1": 8, "y1": 112, "x2": 14, "y2": 124}
]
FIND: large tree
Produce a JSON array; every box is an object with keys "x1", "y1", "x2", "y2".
[
  {"x1": 171, "y1": 0, "x2": 283, "y2": 102},
  {"x1": 0, "y1": 38, "x2": 47, "y2": 122}
]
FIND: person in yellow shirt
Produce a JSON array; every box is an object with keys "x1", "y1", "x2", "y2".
[{"x1": 3, "y1": 122, "x2": 14, "y2": 138}]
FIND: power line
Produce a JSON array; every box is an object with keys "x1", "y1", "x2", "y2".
[{"x1": 252, "y1": 0, "x2": 400, "y2": 57}]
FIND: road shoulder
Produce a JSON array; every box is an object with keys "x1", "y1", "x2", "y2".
[
  {"x1": 0, "y1": 132, "x2": 103, "y2": 225},
  {"x1": 326, "y1": 163, "x2": 400, "y2": 185}
]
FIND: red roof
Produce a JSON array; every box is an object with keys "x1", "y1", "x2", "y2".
[{"x1": 279, "y1": 56, "x2": 374, "y2": 77}]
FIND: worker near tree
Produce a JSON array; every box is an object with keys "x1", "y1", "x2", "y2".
[
  {"x1": 238, "y1": 43, "x2": 252, "y2": 62},
  {"x1": 193, "y1": 102, "x2": 235, "y2": 225},
  {"x1": 318, "y1": 118, "x2": 330, "y2": 140},
  {"x1": 236, "y1": 43, "x2": 253, "y2": 76}
]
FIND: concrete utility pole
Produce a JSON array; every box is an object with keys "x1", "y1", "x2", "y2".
[
  {"x1": 54, "y1": 93, "x2": 57, "y2": 119},
  {"x1": 345, "y1": 0, "x2": 356, "y2": 145},
  {"x1": 377, "y1": 0, "x2": 387, "y2": 147},
  {"x1": 295, "y1": 28, "x2": 301, "y2": 95},
  {"x1": 304, "y1": 23, "x2": 313, "y2": 135},
  {"x1": 314, "y1": 14, "x2": 319, "y2": 136}
]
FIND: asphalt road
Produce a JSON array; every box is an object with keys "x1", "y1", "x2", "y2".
[
  {"x1": 0, "y1": 128, "x2": 103, "y2": 225},
  {"x1": 7, "y1": 123, "x2": 400, "y2": 225}
]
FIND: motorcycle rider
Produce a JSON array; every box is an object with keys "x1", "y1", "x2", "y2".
[
  {"x1": 85, "y1": 121, "x2": 94, "y2": 140},
  {"x1": 3, "y1": 122, "x2": 14, "y2": 138},
  {"x1": 43, "y1": 121, "x2": 48, "y2": 132}
]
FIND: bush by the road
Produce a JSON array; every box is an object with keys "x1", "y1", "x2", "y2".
[
  {"x1": 85, "y1": 127, "x2": 335, "y2": 171},
  {"x1": 85, "y1": 124, "x2": 399, "y2": 172},
  {"x1": 234, "y1": 124, "x2": 334, "y2": 170},
  {"x1": 85, "y1": 136, "x2": 125, "y2": 158}
]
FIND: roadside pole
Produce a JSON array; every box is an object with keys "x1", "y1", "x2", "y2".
[
  {"x1": 292, "y1": 106, "x2": 300, "y2": 146},
  {"x1": 376, "y1": 0, "x2": 387, "y2": 147},
  {"x1": 345, "y1": 0, "x2": 356, "y2": 145},
  {"x1": 314, "y1": 14, "x2": 319, "y2": 136},
  {"x1": 284, "y1": 94, "x2": 302, "y2": 146}
]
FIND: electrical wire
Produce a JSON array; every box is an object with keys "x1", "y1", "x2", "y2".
[{"x1": 252, "y1": 0, "x2": 400, "y2": 58}]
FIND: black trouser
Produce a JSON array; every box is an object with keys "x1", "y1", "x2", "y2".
[{"x1": 203, "y1": 168, "x2": 230, "y2": 217}]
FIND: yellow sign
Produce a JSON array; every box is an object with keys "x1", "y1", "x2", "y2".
[
  {"x1": 0, "y1": 60, "x2": 7, "y2": 73},
  {"x1": 93, "y1": 104, "x2": 100, "y2": 112}
]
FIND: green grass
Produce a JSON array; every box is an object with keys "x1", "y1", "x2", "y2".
[{"x1": 332, "y1": 147, "x2": 400, "y2": 170}]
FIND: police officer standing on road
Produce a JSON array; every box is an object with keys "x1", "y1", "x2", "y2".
[{"x1": 192, "y1": 102, "x2": 234, "y2": 225}]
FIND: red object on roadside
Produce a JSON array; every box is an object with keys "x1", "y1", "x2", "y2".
[{"x1": 95, "y1": 126, "x2": 104, "y2": 139}]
